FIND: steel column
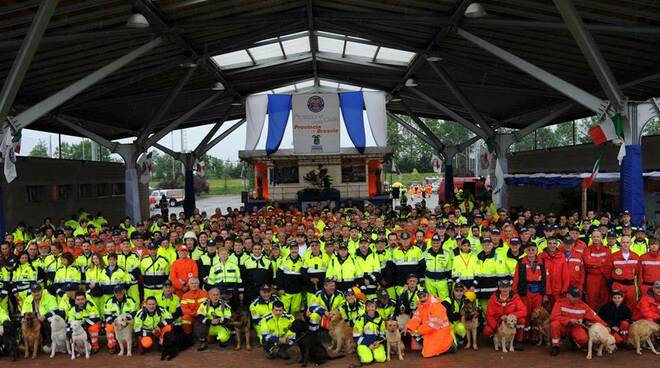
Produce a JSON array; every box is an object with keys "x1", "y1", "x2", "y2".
[
  {"x1": 456, "y1": 28, "x2": 605, "y2": 114},
  {"x1": 306, "y1": 0, "x2": 319, "y2": 86},
  {"x1": 0, "y1": 0, "x2": 59, "y2": 126},
  {"x1": 553, "y1": 0, "x2": 625, "y2": 110},
  {"x1": 181, "y1": 153, "x2": 196, "y2": 217},
  {"x1": 115, "y1": 143, "x2": 142, "y2": 223},
  {"x1": 11, "y1": 37, "x2": 162, "y2": 130}
]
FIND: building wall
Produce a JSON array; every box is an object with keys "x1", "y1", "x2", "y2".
[{"x1": 1, "y1": 157, "x2": 149, "y2": 229}]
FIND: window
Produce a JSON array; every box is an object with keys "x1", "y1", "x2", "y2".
[
  {"x1": 270, "y1": 161, "x2": 299, "y2": 184},
  {"x1": 26, "y1": 186, "x2": 46, "y2": 203},
  {"x1": 342, "y1": 161, "x2": 366, "y2": 183},
  {"x1": 111, "y1": 183, "x2": 125, "y2": 196},
  {"x1": 97, "y1": 183, "x2": 108, "y2": 197},
  {"x1": 52, "y1": 185, "x2": 73, "y2": 201},
  {"x1": 79, "y1": 184, "x2": 94, "y2": 198}
]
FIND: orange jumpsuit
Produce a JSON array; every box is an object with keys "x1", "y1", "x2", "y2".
[
  {"x1": 583, "y1": 244, "x2": 612, "y2": 310},
  {"x1": 180, "y1": 289, "x2": 208, "y2": 335},
  {"x1": 610, "y1": 251, "x2": 639, "y2": 309},
  {"x1": 638, "y1": 251, "x2": 659, "y2": 295},
  {"x1": 406, "y1": 296, "x2": 454, "y2": 358},
  {"x1": 170, "y1": 258, "x2": 199, "y2": 298}
]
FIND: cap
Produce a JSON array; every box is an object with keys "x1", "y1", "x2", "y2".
[
  {"x1": 611, "y1": 290, "x2": 623, "y2": 297},
  {"x1": 112, "y1": 229, "x2": 121, "y2": 236},
  {"x1": 39, "y1": 242, "x2": 50, "y2": 248},
  {"x1": 474, "y1": 214, "x2": 483, "y2": 219},
  {"x1": 163, "y1": 280, "x2": 173, "y2": 287},
  {"x1": 509, "y1": 237, "x2": 521, "y2": 245},
  {"x1": 544, "y1": 224, "x2": 554, "y2": 230},
  {"x1": 399, "y1": 231, "x2": 410, "y2": 240},
  {"x1": 621, "y1": 210, "x2": 631, "y2": 216},
  {"x1": 417, "y1": 287, "x2": 428, "y2": 295},
  {"x1": 567, "y1": 286, "x2": 581, "y2": 298},
  {"x1": 497, "y1": 279, "x2": 512, "y2": 287},
  {"x1": 491, "y1": 228, "x2": 500, "y2": 235},
  {"x1": 431, "y1": 234, "x2": 442, "y2": 242},
  {"x1": 30, "y1": 283, "x2": 42, "y2": 292},
  {"x1": 344, "y1": 288, "x2": 355, "y2": 295},
  {"x1": 377, "y1": 288, "x2": 389, "y2": 299},
  {"x1": 259, "y1": 285, "x2": 272, "y2": 292},
  {"x1": 337, "y1": 242, "x2": 348, "y2": 249},
  {"x1": 406, "y1": 273, "x2": 419, "y2": 281},
  {"x1": 177, "y1": 245, "x2": 189, "y2": 252},
  {"x1": 63, "y1": 283, "x2": 78, "y2": 292},
  {"x1": 207, "y1": 240, "x2": 217, "y2": 247},
  {"x1": 453, "y1": 281, "x2": 466, "y2": 290},
  {"x1": 183, "y1": 231, "x2": 197, "y2": 240},
  {"x1": 607, "y1": 230, "x2": 618, "y2": 238},
  {"x1": 547, "y1": 212, "x2": 556, "y2": 218},
  {"x1": 113, "y1": 285, "x2": 125, "y2": 293},
  {"x1": 481, "y1": 237, "x2": 492, "y2": 243},
  {"x1": 146, "y1": 242, "x2": 158, "y2": 250}
]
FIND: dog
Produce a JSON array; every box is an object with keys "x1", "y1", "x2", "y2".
[
  {"x1": 627, "y1": 319, "x2": 660, "y2": 355},
  {"x1": 113, "y1": 314, "x2": 134, "y2": 357},
  {"x1": 530, "y1": 307, "x2": 551, "y2": 347},
  {"x1": 160, "y1": 327, "x2": 180, "y2": 361},
  {"x1": 586, "y1": 322, "x2": 616, "y2": 360},
  {"x1": 460, "y1": 300, "x2": 480, "y2": 350},
  {"x1": 493, "y1": 314, "x2": 517, "y2": 353},
  {"x1": 21, "y1": 312, "x2": 42, "y2": 359},
  {"x1": 385, "y1": 319, "x2": 405, "y2": 361},
  {"x1": 228, "y1": 309, "x2": 251, "y2": 351},
  {"x1": 290, "y1": 318, "x2": 343, "y2": 366},
  {"x1": 327, "y1": 309, "x2": 355, "y2": 354},
  {"x1": 69, "y1": 320, "x2": 90, "y2": 360},
  {"x1": 45, "y1": 315, "x2": 69, "y2": 358},
  {"x1": 1, "y1": 319, "x2": 19, "y2": 361}
]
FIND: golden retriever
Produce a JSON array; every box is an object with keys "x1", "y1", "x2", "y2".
[
  {"x1": 530, "y1": 307, "x2": 550, "y2": 347},
  {"x1": 586, "y1": 322, "x2": 616, "y2": 359},
  {"x1": 494, "y1": 314, "x2": 517, "y2": 353},
  {"x1": 327, "y1": 309, "x2": 355, "y2": 354},
  {"x1": 627, "y1": 320, "x2": 660, "y2": 355},
  {"x1": 385, "y1": 319, "x2": 405, "y2": 361},
  {"x1": 21, "y1": 312, "x2": 41, "y2": 359}
]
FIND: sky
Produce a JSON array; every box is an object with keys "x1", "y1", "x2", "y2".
[{"x1": 19, "y1": 110, "x2": 377, "y2": 162}]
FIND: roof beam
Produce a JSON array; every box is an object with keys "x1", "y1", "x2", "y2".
[
  {"x1": 389, "y1": 0, "x2": 473, "y2": 99},
  {"x1": 10, "y1": 37, "x2": 162, "y2": 131},
  {"x1": 197, "y1": 118, "x2": 246, "y2": 157},
  {"x1": 0, "y1": 28, "x2": 156, "y2": 50},
  {"x1": 387, "y1": 112, "x2": 442, "y2": 152},
  {"x1": 514, "y1": 102, "x2": 575, "y2": 141},
  {"x1": 399, "y1": 100, "x2": 445, "y2": 152},
  {"x1": 553, "y1": 0, "x2": 625, "y2": 111},
  {"x1": 153, "y1": 142, "x2": 179, "y2": 158},
  {"x1": 426, "y1": 60, "x2": 494, "y2": 135},
  {"x1": 138, "y1": 67, "x2": 196, "y2": 144},
  {"x1": 463, "y1": 18, "x2": 660, "y2": 34},
  {"x1": 406, "y1": 87, "x2": 489, "y2": 139},
  {"x1": 456, "y1": 27, "x2": 606, "y2": 114},
  {"x1": 143, "y1": 91, "x2": 224, "y2": 148},
  {"x1": 306, "y1": 0, "x2": 319, "y2": 86},
  {"x1": 55, "y1": 116, "x2": 117, "y2": 151},
  {"x1": 193, "y1": 103, "x2": 233, "y2": 157},
  {"x1": 0, "y1": 0, "x2": 59, "y2": 128},
  {"x1": 133, "y1": 0, "x2": 240, "y2": 98}
]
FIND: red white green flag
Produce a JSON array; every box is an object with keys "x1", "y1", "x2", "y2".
[
  {"x1": 588, "y1": 114, "x2": 624, "y2": 145},
  {"x1": 582, "y1": 156, "x2": 601, "y2": 189}
]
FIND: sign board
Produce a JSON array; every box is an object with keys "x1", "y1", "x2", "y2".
[{"x1": 292, "y1": 94, "x2": 340, "y2": 154}]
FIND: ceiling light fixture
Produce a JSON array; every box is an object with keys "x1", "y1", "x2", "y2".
[
  {"x1": 464, "y1": 3, "x2": 487, "y2": 18},
  {"x1": 179, "y1": 61, "x2": 198, "y2": 68},
  {"x1": 404, "y1": 78, "x2": 418, "y2": 87},
  {"x1": 211, "y1": 82, "x2": 225, "y2": 91},
  {"x1": 126, "y1": 12, "x2": 150, "y2": 29},
  {"x1": 426, "y1": 55, "x2": 443, "y2": 62}
]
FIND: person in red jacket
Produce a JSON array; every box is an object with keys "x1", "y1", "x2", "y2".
[
  {"x1": 484, "y1": 279, "x2": 527, "y2": 349},
  {"x1": 513, "y1": 242, "x2": 547, "y2": 340},
  {"x1": 582, "y1": 230, "x2": 612, "y2": 310},
  {"x1": 550, "y1": 286, "x2": 607, "y2": 356},
  {"x1": 632, "y1": 281, "x2": 660, "y2": 322},
  {"x1": 610, "y1": 236, "x2": 640, "y2": 309},
  {"x1": 539, "y1": 237, "x2": 569, "y2": 308},
  {"x1": 562, "y1": 238, "x2": 585, "y2": 293},
  {"x1": 170, "y1": 245, "x2": 199, "y2": 298},
  {"x1": 638, "y1": 239, "x2": 659, "y2": 295}
]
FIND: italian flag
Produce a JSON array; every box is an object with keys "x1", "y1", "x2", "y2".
[
  {"x1": 582, "y1": 157, "x2": 600, "y2": 189},
  {"x1": 588, "y1": 114, "x2": 623, "y2": 145}
]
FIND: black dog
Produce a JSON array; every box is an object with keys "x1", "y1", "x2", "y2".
[
  {"x1": 1, "y1": 320, "x2": 19, "y2": 361},
  {"x1": 160, "y1": 327, "x2": 180, "y2": 361},
  {"x1": 289, "y1": 319, "x2": 343, "y2": 367}
]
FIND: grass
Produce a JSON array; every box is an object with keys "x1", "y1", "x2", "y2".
[{"x1": 150, "y1": 172, "x2": 439, "y2": 197}]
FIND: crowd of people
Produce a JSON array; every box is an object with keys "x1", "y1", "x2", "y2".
[{"x1": 0, "y1": 199, "x2": 658, "y2": 363}]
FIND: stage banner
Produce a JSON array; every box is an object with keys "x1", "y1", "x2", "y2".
[{"x1": 292, "y1": 93, "x2": 340, "y2": 154}]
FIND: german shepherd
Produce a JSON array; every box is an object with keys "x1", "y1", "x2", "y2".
[
  {"x1": 228, "y1": 309, "x2": 251, "y2": 350},
  {"x1": 460, "y1": 300, "x2": 480, "y2": 350},
  {"x1": 21, "y1": 312, "x2": 42, "y2": 359}
]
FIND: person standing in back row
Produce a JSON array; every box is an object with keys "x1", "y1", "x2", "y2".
[{"x1": 159, "y1": 195, "x2": 169, "y2": 219}]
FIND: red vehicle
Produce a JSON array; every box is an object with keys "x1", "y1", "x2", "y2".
[{"x1": 438, "y1": 176, "x2": 488, "y2": 200}]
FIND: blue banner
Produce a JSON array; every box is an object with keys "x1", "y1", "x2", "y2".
[
  {"x1": 339, "y1": 92, "x2": 366, "y2": 153},
  {"x1": 620, "y1": 144, "x2": 644, "y2": 225},
  {"x1": 265, "y1": 94, "x2": 292, "y2": 156}
]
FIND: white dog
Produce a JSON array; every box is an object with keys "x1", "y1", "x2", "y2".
[
  {"x1": 46, "y1": 315, "x2": 70, "y2": 358},
  {"x1": 586, "y1": 322, "x2": 616, "y2": 360},
  {"x1": 113, "y1": 314, "x2": 134, "y2": 357},
  {"x1": 69, "y1": 321, "x2": 91, "y2": 360}
]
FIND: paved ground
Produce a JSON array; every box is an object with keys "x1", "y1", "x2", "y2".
[
  {"x1": 151, "y1": 192, "x2": 440, "y2": 217},
  {"x1": 8, "y1": 336, "x2": 656, "y2": 368}
]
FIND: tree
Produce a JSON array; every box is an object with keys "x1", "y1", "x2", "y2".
[
  {"x1": 54, "y1": 139, "x2": 118, "y2": 162},
  {"x1": 29, "y1": 140, "x2": 49, "y2": 158}
]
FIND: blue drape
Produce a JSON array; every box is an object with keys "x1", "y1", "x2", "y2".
[
  {"x1": 265, "y1": 94, "x2": 292, "y2": 156},
  {"x1": 620, "y1": 145, "x2": 644, "y2": 225},
  {"x1": 339, "y1": 92, "x2": 366, "y2": 153},
  {"x1": 504, "y1": 176, "x2": 583, "y2": 188},
  {"x1": 444, "y1": 164, "x2": 454, "y2": 201}
]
